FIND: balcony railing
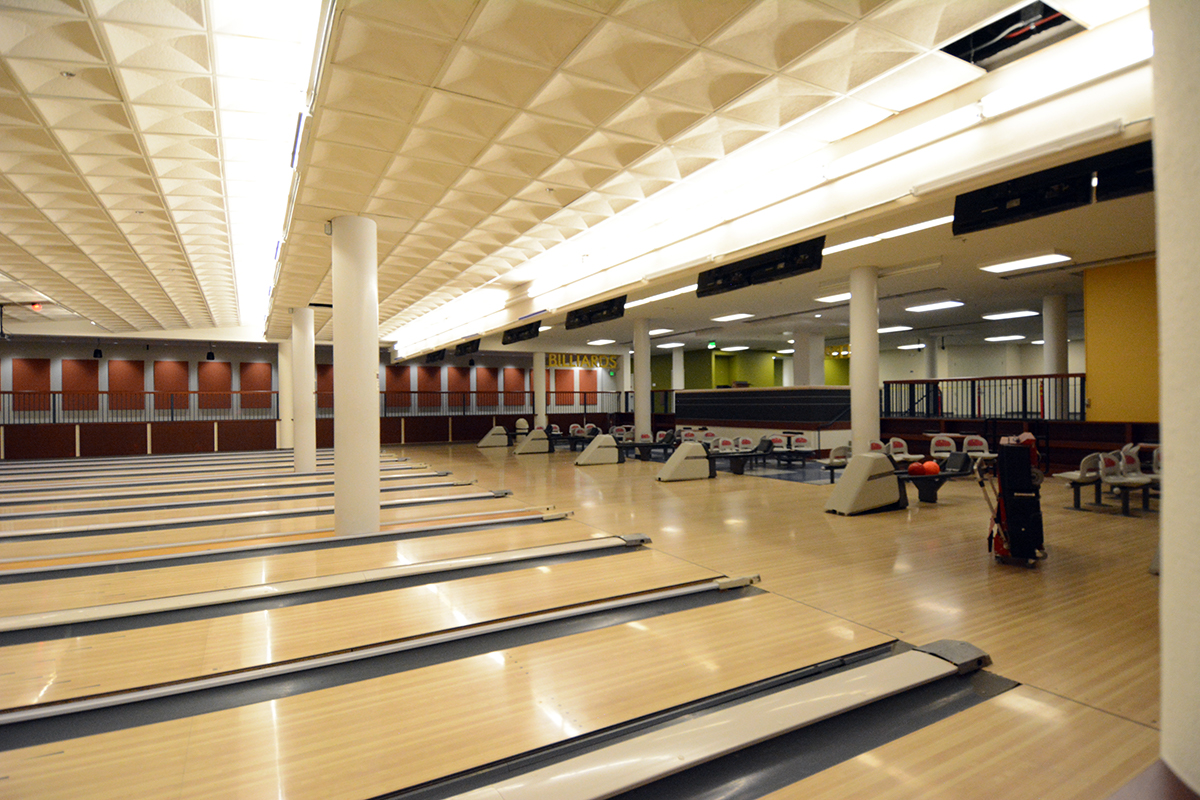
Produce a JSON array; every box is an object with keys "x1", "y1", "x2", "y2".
[
  {"x1": 1, "y1": 391, "x2": 279, "y2": 425},
  {"x1": 882, "y1": 373, "x2": 1086, "y2": 421}
]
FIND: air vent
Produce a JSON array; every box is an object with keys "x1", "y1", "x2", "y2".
[{"x1": 943, "y1": 2, "x2": 1081, "y2": 70}]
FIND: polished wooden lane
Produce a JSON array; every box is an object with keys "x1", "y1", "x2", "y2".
[
  {"x1": 0, "y1": 497, "x2": 533, "y2": 570},
  {"x1": 436, "y1": 443, "x2": 1160, "y2": 730},
  {"x1": 0, "y1": 518, "x2": 607, "y2": 617},
  {"x1": 0, "y1": 483, "x2": 498, "y2": 535},
  {"x1": 769, "y1": 685, "x2": 1159, "y2": 800},
  {"x1": 0, "y1": 460, "x2": 422, "y2": 493},
  {"x1": 0, "y1": 470, "x2": 446, "y2": 510},
  {"x1": 0, "y1": 548, "x2": 720, "y2": 711},
  {"x1": 0, "y1": 593, "x2": 892, "y2": 799},
  {"x1": 0, "y1": 474, "x2": 457, "y2": 518}
]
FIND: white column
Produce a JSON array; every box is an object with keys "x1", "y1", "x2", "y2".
[
  {"x1": 331, "y1": 215, "x2": 380, "y2": 537},
  {"x1": 781, "y1": 357, "x2": 795, "y2": 386},
  {"x1": 808, "y1": 334, "x2": 826, "y2": 386},
  {"x1": 849, "y1": 265, "x2": 880, "y2": 454},
  {"x1": 1042, "y1": 294, "x2": 1069, "y2": 374},
  {"x1": 291, "y1": 307, "x2": 316, "y2": 473},
  {"x1": 277, "y1": 338, "x2": 294, "y2": 449},
  {"x1": 791, "y1": 332, "x2": 808, "y2": 385},
  {"x1": 671, "y1": 347, "x2": 684, "y2": 391},
  {"x1": 633, "y1": 318, "x2": 651, "y2": 441},
  {"x1": 923, "y1": 338, "x2": 938, "y2": 380},
  {"x1": 1150, "y1": 1, "x2": 1200, "y2": 789},
  {"x1": 532, "y1": 351, "x2": 547, "y2": 429}
]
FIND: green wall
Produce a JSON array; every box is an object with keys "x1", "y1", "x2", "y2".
[
  {"x1": 713, "y1": 353, "x2": 732, "y2": 386},
  {"x1": 650, "y1": 354, "x2": 672, "y2": 389},
  {"x1": 684, "y1": 350, "x2": 713, "y2": 389},
  {"x1": 825, "y1": 357, "x2": 849, "y2": 385},
  {"x1": 731, "y1": 351, "x2": 776, "y2": 386}
]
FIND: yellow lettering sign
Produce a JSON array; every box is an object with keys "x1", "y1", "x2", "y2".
[{"x1": 547, "y1": 352, "x2": 619, "y2": 370}]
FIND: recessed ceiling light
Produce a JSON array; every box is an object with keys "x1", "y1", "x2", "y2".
[
  {"x1": 657, "y1": 342, "x2": 686, "y2": 349},
  {"x1": 1031, "y1": 339, "x2": 1045, "y2": 345},
  {"x1": 813, "y1": 314, "x2": 821, "y2": 318},
  {"x1": 712, "y1": 313, "x2": 754, "y2": 322},
  {"x1": 815, "y1": 292, "x2": 852, "y2": 303},
  {"x1": 720, "y1": 346, "x2": 749, "y2": 352},
  {"x1": 906, "y1": 300, "x2": 963, "y2": 312},
  {"x1": 777, "y1": 348, "x2": 795, "y2": 354},
  {"x1": 980, "y1": 252, "x2": 1071, "y2": 273},
  {"x1": 877, "y1": 325, "x2": 913, "y2": 333},
  {"x1": 897, "y1": 343, "x2": 926, "y2": 350},
  {"x1": 787, "y1": 339, "x2": 795, "y2": 344},
  {"x1": 538, "y1": 325, "x2": 552, "y2": 331},
  {"x1": 587, "y1": 338, "x2": 615, "y2": 345},
  {"x1": 625, "y1": 284, "x2": 698, "y2": 309},
  {"x1": 982, "y1": 310, "x2": 1039, "y2": 320},
  {"x1": 985, "y1": 335, "x2": 1026, "y2": 342},
  {"x1": 648, "y1": 328, "x2": 673, "y2": 335}
]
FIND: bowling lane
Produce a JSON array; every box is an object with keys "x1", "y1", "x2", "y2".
[
  {"x1": 0, "y1": 593, "x2": 893, "y2": 800},
  {"x1": 0, "y1": 497, "x2": 531, "y2": 569},
  {"x1": 0, "y1": 471, "x2": 453, "y2": 516},
  {"x1": 0, "y1": 469, "x2": 441, "y2": 508},
  {"x1": 0, "y1": 549, "x2": 718, "y2": 710},
  {"x1": 0, "y1": 484, "x2": 495, "y2": 536},
  {"x1": 0, "y1": 519, "x2": 606, "y2": 617}
]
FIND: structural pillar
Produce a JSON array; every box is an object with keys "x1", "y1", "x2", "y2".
[
  {"x1": 923, "y1": 338, "x2": 938, "y2": 380},
  {"x1": 671, "y1": 347, "x2": 684, "y2": 391},
  {"x1": 633, "y1": 318, "x2": 651, "y2": 441},
  {"x1": 849, "y1": 265, "x2": 880, "y2": 455},
  {"x1": 331, "y1": 215, "x2": 380, "y2": 537},
  {"x1": 1150, "y1": 0, "x2": 1200, "y2": 790},
  {"x1": 808, "y1": 334, "x2": 826, "y2": 386},
  {"x1": 781, "y1": 357, "x2": 795, "y2": 386},
  {"x1": 532, "y1": 351, "x2": 547, "y2": 429},
  {"x1": 278, "y1": 336, "x2": 294, "y2": 449},
  {"x1": 1042, "y1": 295, "x2": 1069, "y2": 374},
  {"x1": 291, "y1": 307, "x2": 316, "y2": 474}
]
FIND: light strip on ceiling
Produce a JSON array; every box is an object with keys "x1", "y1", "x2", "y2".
[
  {"x1": 982, "y1": 310, "x2": 1039, "y2": 320},
  {"x1": 657, "y1": 342, "x2": 686, "y2": 349},
  {"x1": 815, "y1": 293, "x2": 852, "y2": 304},
  {"x1": 878, "y1": 326, "x2": 913, "y2": 333},
  {"x1": 825, "y1": 105, "x2": 982, "y2": 181},
  {"x1": 898, "y1": 343, "x2": 927, "y2": 350},
  {"x1": 980, "y1": 252, "x2": 1071, "y2": 273},
  {"x1": 212, "y1": 0, "x2": 325, "y2": 328},
  {"x1": 625, "y1": 284, "x2": 698, "y2": 309},
  {"x1": 712, "y1": 313, "x2": 754, "y2": 322},
  {"x1": 822, "y1": 216, "x2": 954, "y2": 256},
  {"x1": 720, "y1": 346, "x2": 749, "y2": 352},
  {"x1": 906, "y1": 301, "x2": 963, "y2": 312},
  {"x1": 985, "y1": 335, "x2": 1027, "y2": 342}
]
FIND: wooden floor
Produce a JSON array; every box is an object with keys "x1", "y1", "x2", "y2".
[{"x1": 0, "y1": 443, "x2": 1161, "y2": 798}]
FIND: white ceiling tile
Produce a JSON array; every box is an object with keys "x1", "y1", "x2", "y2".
[
  {"x1": 332, "y1": 13, "x2": 454, "y2": 85},
  {"x1": 868, "y1": 0, "x2": 1023, "y2": 50},
  {"x1": 614, "y1": 0, "x2": 759, "y2": 45},
  {"x1": 343, "y1": 0, "x2": 477, "y2": 40},
  {"x1": 720, "y1": 75, "x2": 836, "y2": 128},
  {"x1": 706, "y1": 0, "x2": 854, "y2": 71},
  {"x1": 648, "y1": 50, "x2": 771, "y2": 113},
  {"x1": 465, "y1": 0, "x2": 601, "y2": 68},
  {"x1": 437, "y1": 44, "x2": 555, "y2": 108},
  {"x1": 785, "y1": 25, "x2": 924, "y2": 94},
  {"x1": 100, "y1": 22, "x2": 210, "y2": 72},
  {"x1": 526, "y1": 72, "x2": 637, "y2": 127},
  {"x1": 5, "y1": 60, "x2": 122, "y2": 101},
  {"x1": 850, "y1": 49, "x2": 984, "y2": 112},
  {"x1": 0, "y1": 11, "x2": 105, "y2": 63},
  {"x1": 562, "y1": 20, "x2": 693, "y2": 93},
  {"x1": 91, "y1": 0, "x2": 205, "y2": 29}
]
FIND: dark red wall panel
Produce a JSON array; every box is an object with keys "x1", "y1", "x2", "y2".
[
  {"x1": 217, "y1": 420, "x2": 275, "y2": 451},
  {"x1": 151, "y1": 421, "x2": 212, "y2": 454},
  {"x1": 80, "y1": 422, "x2": 146, "y2": 457},
  {"x1": 476, "y1": 367, "x2": 498, "y2": 407},
  {"x1": 451, "y1": 415, "x2": 494, "y2": 442},
  {"x1": 503, "y1": 367, "x2": 525, "y2": 406},
  {"x1": 316, "y1": 364, "x2": 334, "y2": 408},
  {"x1": 108, "y1": 359, "x2": 145, "y2": 410},
  {"x1": 417, "y1": 366, "x2": 441, "y2": 407},
  {"x1": 404, "y1": 416, "x2": 449, "y2": 443},
  {"x1": 316, "y1": 418, "x2": 334, "y2": 448},
  {"x1": 12, "y1": 358, "x2": 50, "y2": 411},
  {"x1": 380, "y1": 417, "x2": 403, "y2": 444},
  {"x1": 198, "y1": 361, "x2": 232, "y2": 409},
  {"x1": 239, "y1": 362, "x2": 273, "y2": 409},
  {"x1": 384, "y1": 365, "x2": 410, "y2": 409},
  {"x1": 5, "y1": 424, "x2": 75, "y2": 459},
  {"x1": 153, "y1": 360, "x2": 188, "y2": 411},
  {"x1": 62, "y1": 359, "x2": 100, "y2": 411}
]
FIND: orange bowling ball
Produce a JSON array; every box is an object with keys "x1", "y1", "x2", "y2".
[
  {"x1": 923, "y1": 460, "x2": 941, "y2": 475},
  {"x1": 907, "y1": 461, "x2": 924, "y2": 476}
]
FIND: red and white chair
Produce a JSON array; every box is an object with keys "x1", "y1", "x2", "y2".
[{"x1": 886, "y1": 437, "x2": 922, "y2": 463}]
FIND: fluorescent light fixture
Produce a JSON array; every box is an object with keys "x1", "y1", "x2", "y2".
[
  {"x1": 777, "y1": 348, "x2": 795, "y2": 354},
  {"x1": 822, "y1": 216, "x2": 954, "y2": 256},
  {"x1": 985, "y1": 335, "x2": 1026, "y2": 342},
  {"x1": 625, "y1": 284, "x2": 698, "y2": 309},
  {"x1": 815, "y1": 293, "x2": 852, "y2": 303},
  {"x1": 982, "y1": 310, "x2": 1039, "y2": 320},
  {"x1": 657, "y1": 342, "x2": 686, "y2": 349},
  {"x1": 878, "y1": 326, "x2": 913, "y2": 334},
  {"x1": 720, "y1": 346, "x2": 749, "y2": 352},
  {"x1": 787, "y1": 339, "x2": 795, "y2": 344},
  {"x1": 648, "y1": 328, "x2": 673, "y2": 336},
  {"x1": 1031, "y1": 339, "x2": 1045, "y2": 345},
  {"x1": 712, "y1": 313, "x2": 754, "y2": 322},
  {"x1": 825, "y1": 105, "x2": 981, "y2": 180},
  {"x1": 906, "y1": 300, "x2": 963, "y2": 313},
  {"x1": 980, "y1": 252, "x2": 1071, "y2": 273},
  {"x1": 897, "y1": 343, "x2": 926, "y2": 350},
  {"x1": 539, "y1": 325, "x2": 552, "y2": 331},
  {"x1": 587, "y1": 339, "x2": 615, "y2": 346}
]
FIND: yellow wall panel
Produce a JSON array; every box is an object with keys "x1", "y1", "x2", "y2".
[{"x1": 1084, "y1": 258, "x2": 1158, "y2": 421}]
